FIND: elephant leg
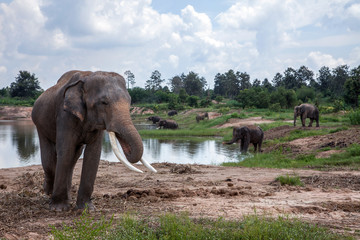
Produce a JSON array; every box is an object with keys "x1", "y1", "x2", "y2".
[
  {"x1": 253, "y1": 143, "x2": 257, "y2": 153},
  {"x1": 51, "y1": 135, "x2": 80, "y2": 211},
  {"x1": 301, "y1": 115, "x2": 306, "y2": 127},
  {"x1": 258, "y1": 140, "x2": 263, "y2": 153},
  {"x1": 76, "y1": 133, "x2": 103, "y2": 210},
  {"x1": 38, "y1": 132, "x2": 56, "y2": 195},
  {"x1": 308, "y1": 118, "x2": 313, "y2": 127},
  {"x1": 316, "y1": 118, "x2": 319, "y2": 127}
]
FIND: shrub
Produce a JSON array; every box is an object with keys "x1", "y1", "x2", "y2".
[
  {"x1": 275, "y1": 175, "x2": 304, "y2": 186},
  {"x1": 348, "y1": 109, "x2": 360, "y2": 125},
  {"x1": 269, "y1": 103, "x2": 281, "y2": 112},
  {"x1": 319, "y1": 106, "x2": 335, "y2": 114}
]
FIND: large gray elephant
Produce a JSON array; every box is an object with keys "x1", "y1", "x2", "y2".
[
  {"x1": 294, "y1": 103, "x2": 319, "y2": 127},
  {"x1": 31, "y1": 70, "x2": 156, "y2": 211},
  {"x1": 223, "y1": 126, "x2": 264, "y2": 154}
]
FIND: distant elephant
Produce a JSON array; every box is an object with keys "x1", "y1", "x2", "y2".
[
  {"x1": 294, "y1": 103, "x2": 319, "y2": 127},
  {"x1": 31, "y1": 70, "x2": 156, "y2": 211},
  {"x1": 147, "y1": 116, "x2": 161, "y2": 124},
  {"x1": 196, "y1": 112, "x2": 209, "y2": 123},
  {"x1": 158, "y1": 119, "x2": 178, "y2": 129},
  {"x1": 167, "y1": 110, "x2": 178, "y2": 116},
  {"x1": 223, "y1": 126, "x2": 264, "y2": 154}
]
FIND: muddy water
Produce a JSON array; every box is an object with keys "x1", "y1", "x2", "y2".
[{"x1": 0, "y1": 120, "x2": 245, "y2": 169}]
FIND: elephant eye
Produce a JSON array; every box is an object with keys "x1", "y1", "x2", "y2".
[{"x1": 99, "y1": 99, "x2": 109, "y2": 105}]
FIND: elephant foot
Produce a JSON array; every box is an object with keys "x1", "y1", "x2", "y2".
[
  {"x1": 49, "y1": 201, "x2": 71, "y2": 212},
  {"x1": 43, "y1": 180, "x2": 53, "y2": 195},
  {"x1": 75, "y1": 201, "x2": 95, "y2": 211}
]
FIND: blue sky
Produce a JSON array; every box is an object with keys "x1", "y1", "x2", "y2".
[{"x1": 0, "y1": 0, "x2": 359, "y2": 90}]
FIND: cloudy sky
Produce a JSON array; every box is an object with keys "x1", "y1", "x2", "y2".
[{"x1": 0, "y1": 0, "x2": 359, "y2": 90}]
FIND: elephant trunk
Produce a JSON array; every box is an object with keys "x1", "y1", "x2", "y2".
[
  {"x1": 106, "y1": 103, "x2": 156, "y2": 173},
  {"x1": 294, "y1": 113, "x2": 297, "y2": 126}
]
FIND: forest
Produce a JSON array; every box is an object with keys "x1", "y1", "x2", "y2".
[{"x1": 1, "y1": 64, "x2": 360, "y2": 114}]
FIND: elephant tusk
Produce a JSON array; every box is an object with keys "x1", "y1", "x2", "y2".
[
  {"x1": 108, "y1": 131, "x2": 143, "y2": 174},
  {"x1": 140, "y1": 158, "x2": 157, "y2": 173}
]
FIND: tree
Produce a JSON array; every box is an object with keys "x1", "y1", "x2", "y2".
[
  {"x1": 317, "y1": 66, "x2": 332, "y2": 96},
  {"x1": 272, "y1": 72, "x2": 283, "y2": 87},
  {"x1": 124, "y1": 70, "x2": 135, "y2": 89},
  {"x1": 261, "y1": 78, "x2": 274, "y2": 92},
  {"x1": 283, "y1": 67, "x2": 298, "y2": 89},
  {"x1": 331, "y1": 65, "x2": 349, "y2": 98},
  {"x1": 213, "y1": 73, "x2": 226, "y2": 96},
  {"x1": 237, "y1": 71, "x2": 251, "y2": 90},
  {"x1": 224, "y1": 70, "x2": 241, "y2": 98},
  {"x1": 169, "y1": 75, "x2": 183, "y2": 94},
  {"x1": 10, "y1": 71, "x2": 42, "y2": 98},
  {"x1": 183, "y1": 71, "x2": 206, "y2": 96},
  {"x1": 145, "y1": 70, "x2": 164, "y2": 92},
  {"x1": 128, "y1": 87, "x2": 150, "y2": 103},
  {"x1": 296, "y1": 65, "x2": 314, "y2": 87},
  {"x1": 344, "y1": 65, "x2": 360, "y2": 108},
  {"x1": 252, "y1": 78, "x2": 261, "y2": 88}
]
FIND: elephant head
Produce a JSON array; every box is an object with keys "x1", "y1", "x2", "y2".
[
  {"x1": 293, "y1": 105, "x2": 302, "y2": 126},
  {"x1": 63, "y1": 72, "x2": 155, "y2": 173}
]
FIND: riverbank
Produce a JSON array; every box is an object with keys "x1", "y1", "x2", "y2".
[{"x1": 0, "y1": 106, "x2": 32, "y2": 120}]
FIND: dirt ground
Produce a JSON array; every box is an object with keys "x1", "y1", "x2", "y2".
[{"x1": 1, "y1": 107, "x2": 360, "y2": 239}]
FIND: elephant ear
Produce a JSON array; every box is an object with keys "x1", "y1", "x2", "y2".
[
  {"x1": 63, "y1": 73, "x2": 85, "y2": 122},
  {"x1": 300, "y1": 106, "x2": 305, "y2": 114}
]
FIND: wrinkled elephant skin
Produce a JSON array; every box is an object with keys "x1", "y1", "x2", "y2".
[{"x1": 31, "y1": 70, "x2": 148, "y2": 211}]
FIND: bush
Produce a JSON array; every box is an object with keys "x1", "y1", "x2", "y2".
[
  {"x1": 319, "y1": 106, "x2": 335, "y2": 114},
  {"x1": 348, "y1": 109, "x2": 360, "y2": 125},
  {"x1": 269, "y1": 103, "x2": 281, "y2": 112},
  {"x1": 186, "y1": 95, "x2": 199, "y2": 107},
  {"x1": 275, "y1": 175, "x2": 304, "y2": 186}
]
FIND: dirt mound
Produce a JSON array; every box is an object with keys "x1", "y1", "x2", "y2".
[
  {"x1": 266, "y1": 128, "x2": 360, "y2": 155},
  {"x1": 0, "y1": 106, "x2": 32, "y2": 120},
  {"x1": 264, "y1": 125, "x2": 293, "y2": 140}
]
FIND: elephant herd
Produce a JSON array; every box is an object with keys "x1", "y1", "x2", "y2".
[
  {"x1": 148, "y1": 103, "x2": 320, "y2": 154},
  {"x1": 31, "y1": 70, "x2": 320, "y2": 212}
]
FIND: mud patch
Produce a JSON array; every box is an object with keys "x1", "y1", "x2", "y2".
[{"x1": 216, "y1": 117, "x2": 275, "y2": 129}]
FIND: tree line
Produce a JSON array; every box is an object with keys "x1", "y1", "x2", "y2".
[{"x1": 1, "y1": 65, "x2": 359, "y2": 110}]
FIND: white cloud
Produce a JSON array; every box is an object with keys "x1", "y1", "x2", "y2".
[
  {"x1": 0, "y1": 0, "x2": 359, "y2": 90},
  {"x1": 307, "y1": 51, "x2": 345, "y2": 69},
  {"x1": 0, "y1": 66, "x2": 6, "y2": 73},
  {"x1": 347, "y1": 3, "x2": 360, "y2": 19},
  {"x1": 168, "y1": 55, "x2": 179, "y2": 68}
]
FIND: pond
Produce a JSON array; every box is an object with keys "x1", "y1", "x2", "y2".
[{"x1": 0, "y1": 120, "x2": 245, "y2": 169}]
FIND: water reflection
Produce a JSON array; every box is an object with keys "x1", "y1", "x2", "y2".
[
  {"x1": 0, "y1": 120, "x2": 40, "y2": 167},
  {"x1": 0, "y1": 120, "x2": 244, "y2": 169}
]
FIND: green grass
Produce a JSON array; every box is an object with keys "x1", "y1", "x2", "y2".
[
  {"x1": 275, "y1": 175, "x2": 304, "y2": 186},
  {"x1": 50, "y1": 212, "x2": 353, "y2": 240},
  {"x1": 0, "y1": 97, "x2": 35, "y2": 106},
  {"x1": 222, "y1": 144, "x2": 360, "y2": 170}
]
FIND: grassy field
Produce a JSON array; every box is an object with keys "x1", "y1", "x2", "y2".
[{"x1": 51, "y1": 211, "x2": 353, "y2": 240}]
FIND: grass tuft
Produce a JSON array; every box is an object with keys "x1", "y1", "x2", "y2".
[{"x1": 275, "y1": 175, "x2": 304, "y2": 186}]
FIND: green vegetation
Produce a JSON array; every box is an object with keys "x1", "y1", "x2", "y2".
[
  {"x1": 348, "y1": 108, "x2": 360, "y2": 125},
  {"x1": 51, "y1": 212, "x2": 352, "y2": 240},
  {"x1": 222, "y1": 144, "x2": 360, "y2": 170},
  {"x1": 275, "y1": 175, "x2": 304, "y2": 186}
]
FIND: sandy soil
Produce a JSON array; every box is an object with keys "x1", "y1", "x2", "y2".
[{"x1": 1, "y1": 107, "x2": 360, "y2": 239}]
